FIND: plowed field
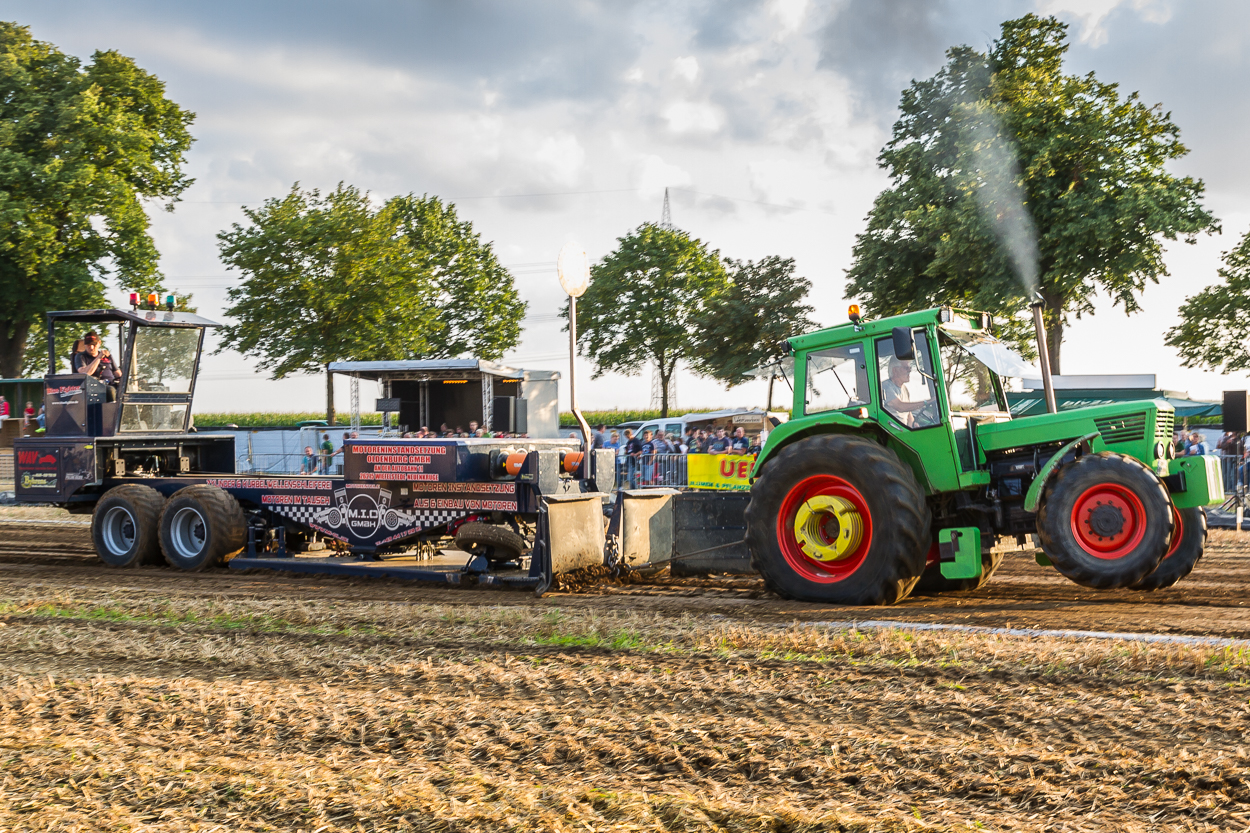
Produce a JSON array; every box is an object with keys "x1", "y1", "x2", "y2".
[{"x1": 1, "y1": 511, "x2": 1248, "y2": 831}]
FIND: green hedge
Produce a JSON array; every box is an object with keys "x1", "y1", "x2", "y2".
[
  {"x1": 559, "y1": 407, "x2": 790, "y2": 427},
  {"x1": 195, "y1": 412, "x2": 383, "y2": 428}
]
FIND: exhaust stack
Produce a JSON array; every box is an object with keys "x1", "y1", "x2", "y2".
[{"x1": 1030, "y1": 299, "x2": 1057, "y2": 415}]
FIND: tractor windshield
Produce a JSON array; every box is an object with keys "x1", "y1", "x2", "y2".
[
  {"x1": 938, "y1": 330, "x2": 1033, "y2": 414},
  {"x1": 126, "y1": 327, "x2": 201, "y2": 394}
]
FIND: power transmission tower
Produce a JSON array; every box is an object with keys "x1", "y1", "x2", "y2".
[
  {"x1": 650, "y1": 364, "x2": 676, "y2": 413},
  {"x1": 650, "y1": 189, "x2": 677, "y2": 412}
]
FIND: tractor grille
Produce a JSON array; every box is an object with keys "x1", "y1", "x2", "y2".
[
  {"x1": 1094, "y1": 413, "x2": 1148, "y2": 444},
  {"x1": 1156, "y1": 410, "x2": 1174, "y2": 445}
]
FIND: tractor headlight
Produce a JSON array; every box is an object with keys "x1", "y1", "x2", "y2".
[{"x1": 1154, "y1": 441, "x2": 1165, "y2": 461}]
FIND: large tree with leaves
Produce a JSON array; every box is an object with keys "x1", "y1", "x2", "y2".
[
  {"x1": 217, "y1": 184, "x2": 524, "y2": 424},
  {"x1": 1164, "y1": 231, "x2": 1250, "y2": 374},
  {"x1": 688, "y1": 256, "x2": 815, "y2": 406},
  {"x1": 0, "y1": 22, "x2": 194, "y2": 378},
  {"x1": 572, "y1": 223, "x2": 726, "y2": 417},
  {"x1": 845, "y1": 14, "x2": 1216, "y2": 372}
]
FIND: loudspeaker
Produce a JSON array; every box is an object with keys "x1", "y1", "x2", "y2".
[
  {"x1": 490, "y1": 397, "x2": 529, "y2": 434},
  {"x1": 1223, "y1": 391, "x2": 1250, "y2": 433}
]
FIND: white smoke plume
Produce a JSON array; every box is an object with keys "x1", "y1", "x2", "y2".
[{"x1": 963, "y1": 103, "x2": 1040, "y2": 300}]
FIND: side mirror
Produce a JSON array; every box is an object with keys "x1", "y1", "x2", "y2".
[{"x1": 891, "y1": 327, "x2": 915, "y2": 361}]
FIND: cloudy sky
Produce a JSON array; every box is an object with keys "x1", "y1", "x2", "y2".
[{"x1": 8, "y1": 0, "x2": 1250, "y2": 414}]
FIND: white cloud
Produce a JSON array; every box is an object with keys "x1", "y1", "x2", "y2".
[
  {"x1": 635, "y1": 155, "x2": 693, "y2": 200},
  {"x1": 671, "y1": 55, "x2": 700, "y2": 83},
  {"x1": 662, "y1": 100, "x2": 724, "y2": 134},
  {"x1": 1039, "y1": 0, "x2": 1174, "y2": 46},
  {"x1": 770, "y1": 0, "x2": 809, "y2": 34},
  {"x1": 530, "y1": 133, "x2": 586, "y2": 187}
]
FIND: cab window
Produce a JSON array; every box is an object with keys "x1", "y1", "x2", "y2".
[
  {"x1": 876, "y1": 330, "x2": 940, "y2": 429},
  {"x1": 938, "y1": 332, "x2": 1008, "y2": 413},
  {"x1": 804, "y1": 344, "x2": 870, "y2": 415}
]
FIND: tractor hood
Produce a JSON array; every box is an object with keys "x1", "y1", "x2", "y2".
[{"x1": 975, "y1": 399, "x2": 1175, "y2": 464}]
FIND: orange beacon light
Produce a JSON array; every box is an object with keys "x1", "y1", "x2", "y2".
[{"x1": 848, "y1": 304, "x2": 862, "y2": 325}]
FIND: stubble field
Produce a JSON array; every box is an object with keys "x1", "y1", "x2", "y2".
[{"x1": 0, "y1": 510, "x2": 1247, "y2": 831}]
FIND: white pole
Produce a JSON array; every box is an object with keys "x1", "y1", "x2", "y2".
[{"x1": 569, "y1": 295, "x2": 590, "y2": 449}]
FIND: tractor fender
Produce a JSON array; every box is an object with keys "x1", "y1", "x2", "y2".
[
  {"x1": 751, "y1": 413, "x2": 876, "y2": 480},
  {"x1": 1023, "y1": 432, "x2": 1100, "y2": 514}
]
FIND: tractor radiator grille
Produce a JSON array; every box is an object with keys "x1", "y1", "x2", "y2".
[
  {"x1": 1094, "y1": 413, "x2": 1148, "y2": 444},
  {"x1": 1156, "y1": 410, "x2": 1174, "y2": 445}
]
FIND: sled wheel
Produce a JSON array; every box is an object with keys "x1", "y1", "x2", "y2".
[
  {"x1": 454, "y1": 522, "x2": 529, "y2": 562},
  {"x1": 91, "y1": 484, "x2": 165, "y2": 567},
  {"x1": 1130, "y1": 506, "x2": 1206, "y2": 591},
  {"x1": 158, "y1": 485, "x2": 246, "y2": 571},
  {"x1": 1036, "y1": 452, "x2": 1172, "y2": 589},
  {"x1": 745, "y1": 434, "x2": 929, "y2": 605}
]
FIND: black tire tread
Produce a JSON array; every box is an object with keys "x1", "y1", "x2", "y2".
[
  {"x1": 91, "y1": 484, "x2": 165, "y2": 567},
  {"x1": 158, "y1": 485, "x2": 246, "y2": 571},
  {"x1": 1036, "y1": 452, "x2": 1172, "y2": 589},
  {"x1": 745, "y1": 434, "x2": 930, "y2": 605},
  {"x1": 455, "y1": 522, "x2": 529, "y2": 559},
  {"x1": 1131, "y1": 506, "x2": 1206, "y2": 591}
]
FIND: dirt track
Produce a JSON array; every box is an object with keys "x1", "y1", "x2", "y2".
[
  {"x1": 1, "y1": 517, "x2": 1249, "y2": 831},
  {"x1": 2, "y1": 520, "x2": 1249, "y2": 638}
]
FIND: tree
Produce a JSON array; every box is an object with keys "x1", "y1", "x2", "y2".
[
  {"x1": 216, "y1": 184, "x2": 524, "y2": 424},
  {"x1": 0, "y1": 23, "x2": 194, "y2": 378},
  {"x1": 1164, "y1": 231, "x2": 1250, "y2": 373},
  {"x1": 845, "y1": 14, "x2": 1217, "y2": 372},
  {"x1": 688, "y1": 256, "x2": 815, "y2": 406},
  {"x1": 571, "y1": 223, "x2": 726, "y2": 417}
]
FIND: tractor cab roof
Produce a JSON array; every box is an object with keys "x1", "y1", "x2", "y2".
[
  {"x1": 788, "y1": 306, "x2": 992, "y2": 352},
  {"x1": 47, "y1": 308, "x2": 221, "y2": 329}
]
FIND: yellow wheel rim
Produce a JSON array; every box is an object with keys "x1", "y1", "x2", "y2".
[{"x1": 793, "y1": 495, "x2": 864, "y2": 562}]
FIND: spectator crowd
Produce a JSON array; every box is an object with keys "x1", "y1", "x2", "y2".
[{"x1": 587, "y1": 424, "x2": 765, "y2": 488}]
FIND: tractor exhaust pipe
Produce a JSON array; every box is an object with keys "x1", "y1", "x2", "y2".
[{"x1": 1030, "y1": 299, "x2": 1057, "y2": 414}]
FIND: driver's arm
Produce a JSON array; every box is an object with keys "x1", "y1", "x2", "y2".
[{"x1": 886, "y1": 396, "x2": 928, "y2": 413}]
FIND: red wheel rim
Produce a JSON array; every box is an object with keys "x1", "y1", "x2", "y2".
[
  {"x1": 1163, "y1": 505, "x2": 1183, "y2": 561},
  {"x1": 776, "y1": 475, "x2": 873, "y2": 583},
  {"x1": 1069, "y1": 483, "x2": 1147, "y2": 560}
]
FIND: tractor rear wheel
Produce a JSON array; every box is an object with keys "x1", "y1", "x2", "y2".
[
  {"x1": 91, "y1": 484, "x2": 165, "y2": 568},
  {"x1": 745, "y1": 434, "x2": 929, "y2": 605},
  {"x1": 1130, "y1": 506, "x2": 1206, "y2": 591},
  {"x1": 915, "y1": 546, "x2": 1004, "y2": 594},
  {"x1": 158, "y1": 485, "x2": 246, "y2": 571},
  {"x1": 1036, "y1": 452, "x2": 1172, "y2": 589}
]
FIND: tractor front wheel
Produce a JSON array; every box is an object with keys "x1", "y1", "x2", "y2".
[
  {"x1": 745, "y1": 434, "x2": 929, "y2": 605},
  {"x1": 1036, "y1": 452, "x2": 1172, "y2": 589},
  {"x1": 1130, "y1": 506, "x2": 1206, "y2": 591}
]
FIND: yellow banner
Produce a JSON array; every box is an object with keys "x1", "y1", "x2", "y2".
[{"x1": 687, "y1": 454, "x2": 755, "y2": 492}]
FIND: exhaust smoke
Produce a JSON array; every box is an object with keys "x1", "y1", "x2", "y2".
[{"x1": 962, "y1": 103, "x2": 1039, "y2": 299}]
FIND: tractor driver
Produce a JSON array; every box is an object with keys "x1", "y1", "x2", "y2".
[{"x1": 882, "y1": 357, "x2": 931, "y2": 428}]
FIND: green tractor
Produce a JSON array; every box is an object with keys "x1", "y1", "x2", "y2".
[{"x1": 745, "y1": 305, "x2": 1222, "y2": 605}]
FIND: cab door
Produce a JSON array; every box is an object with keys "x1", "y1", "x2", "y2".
[{"x1": 872, "y1": 327, "x2": 961, "y2": 493}]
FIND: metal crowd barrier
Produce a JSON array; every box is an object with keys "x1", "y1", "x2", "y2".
[{"x1": 240, "y1": 453, "x2": 342, "y2": 476}]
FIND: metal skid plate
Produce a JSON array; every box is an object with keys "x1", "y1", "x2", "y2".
[
  {"x1": 228, "y1": 550, "x2": 541, "y2": 588},
  {"x1": 542, "y1": 492, "x2": 607, "y2": 574}
]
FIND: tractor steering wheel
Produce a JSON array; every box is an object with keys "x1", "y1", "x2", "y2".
[{"x1": 914, "y1": 398, "x2": 941, "y2": 427}]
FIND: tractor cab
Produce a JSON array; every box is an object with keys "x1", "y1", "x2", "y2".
[{"x1": 41, "y1": 306, "x2": 218, "y2": 439}]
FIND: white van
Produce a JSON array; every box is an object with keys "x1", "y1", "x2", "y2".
[{"x1": 635, "y1": 408, "x2": 786, "y2": 447}]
